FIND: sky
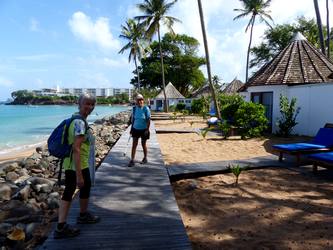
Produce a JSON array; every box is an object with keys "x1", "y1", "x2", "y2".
[{"x1": 0, "y1": 0, "x2": 332, "y2": 101}]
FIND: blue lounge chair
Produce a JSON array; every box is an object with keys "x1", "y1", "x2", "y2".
[
  {"x1": 273, "y1": 128, "x2": 333, "y2": 164},
  {"x1": 308, "y1": 152, "x2": 333, "y2": 172}
]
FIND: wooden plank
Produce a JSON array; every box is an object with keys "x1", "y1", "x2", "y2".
[{"x1": 41, "y1": 122, "x2": 191, "y2": 250}]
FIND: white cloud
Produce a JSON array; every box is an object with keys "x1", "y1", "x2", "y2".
[
  {"x1": 0, "y1": 77, "x2": 14, "y2": 87},
  {"x1": 68, "y1": 11, "x2": 120, "y2": 50},
  {"x1": 29, "y1": 17, "x2": 41, "y2": 32}
]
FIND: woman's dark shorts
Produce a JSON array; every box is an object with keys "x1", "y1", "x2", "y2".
[
  {"x1": 131, "y1": 128, "x2": 150, "y2": 140},
  {"x1": 62, "y1": 168, "x2": 91, "y2": 201}
]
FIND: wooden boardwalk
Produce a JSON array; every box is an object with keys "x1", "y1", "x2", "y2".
[{"x1": 41, "y1": 123, "x2": 191, "y2": 250}]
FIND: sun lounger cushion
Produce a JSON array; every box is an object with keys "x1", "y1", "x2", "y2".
[
  {"x1": 273, "y1": 128, "x2": 333, "y2": 152},
  {"x1": 309, "y1": 152, "x2": 333, "y2": 164},
  {"x1": 273, "y1": 143, "x2": 327, "y2": 151}
]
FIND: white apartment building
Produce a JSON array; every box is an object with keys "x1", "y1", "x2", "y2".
[{"x1": 33, "y1": 87, "x2": 133, "y2": 99}]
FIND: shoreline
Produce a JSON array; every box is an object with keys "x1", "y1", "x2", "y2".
[{"x1": 0, "y1": 141, "x2": 46, "y2": 164}]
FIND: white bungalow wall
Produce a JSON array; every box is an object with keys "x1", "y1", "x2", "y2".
[
  {"x1": 289, "y1": 83, "x2": 333, "y2": 136},
  {"x1": 241, "y1": 83, "x2": 333, "y2": 136},
  {"x1": 150, "y1": 98, "x2": 192, "y2": 111}
]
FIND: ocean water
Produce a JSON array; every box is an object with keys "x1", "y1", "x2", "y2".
[{"x1": 0, "y1": 105, "x2": 129, "y2": 155}]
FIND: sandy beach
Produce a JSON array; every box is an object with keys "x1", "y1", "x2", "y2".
[
  {"x1": 154, "y1": 117, "x2": 333, "y2": 249},
  {"x1": 0, "y1": 147, "x2": 39, "y2": 164}
]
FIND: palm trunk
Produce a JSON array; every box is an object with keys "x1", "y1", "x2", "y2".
[
  {"x1": 246, "y1": 16, "x2": 255, "y2": 83},
  {"x1": 197, "y1": 0, "x2": 221, "y2": 120},
  {"x1": 134, "y1": 56, "x2": 140, "y2": 91},
  {"x1": 157, "y1": 26, "x2": 168, "y2": 112},
  {"x1": 314, "y1": 0, "x2": 326, "y2": 55},
  {"x1": 326, "y1": 0, "x2": 330, "y2": 58}
]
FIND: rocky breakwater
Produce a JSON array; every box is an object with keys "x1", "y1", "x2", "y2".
[{"x1": 0, "y1": 110, "x2": 130, "y2": 249}]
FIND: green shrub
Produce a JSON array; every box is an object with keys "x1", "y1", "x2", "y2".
[
  {"x1": 169, "y1": 105, "x2": 176, "y2": 112},
  {"x1": 217, "y1": 120, "x2": 231, "y2": 139},
  {"x1": 277, "y1": 95, "x2": 300, "y2": 137},
  {"x1": 229, "y1": 164, "x2": 245, "y2": 185},
  {"x1": 176, "y1": 103, "x2": 186, "y2": 111},
  {"x1": 219, "y1": 94, "x2": 245, "y2": 124},
  {"x1": 191, "y1": 97, "x2": 209, "y2": 114},
  {"x1": 234, "y1": 102, "x2": 268, "y2": 139}
]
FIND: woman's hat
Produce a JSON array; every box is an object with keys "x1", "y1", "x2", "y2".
[{"x1": 136, "y1": 94, "x2": 144, "y2": 100}]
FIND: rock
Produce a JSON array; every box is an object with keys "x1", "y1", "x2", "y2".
[
  {"x1": 27, "y1": 198, "x2": 41, "y2": 212},
  {"x1": 17, "y1": 168, "x2": 29, "y2": 176},
  {"x1": 6, "y1": 172, "x2": 19, "y2": 182},
  {"x1": 36, "y1": 147, "x2": 43, "y2": 154},
  {"x1": 3, "y1": 163, "x2": 19, "y2": 173},
  {"x1": 35, "y1": 193, "x2": 48, "y2": 202},
  {"x1": 23, "y1": 158, "x2": 37, "y2": 169},
  {"x1": 47, "y1": 192, "x2": 60, "y2": 209},
  {"x1": 0, "y1": 223, "x2": 12, "y2": 235},
  {"x1": 14, "y1": 175, "x2": 31, "y2": 186},
  {"x1": 31, "y1": 168, "x2": 43, "y2": 174},
  {"x1": 7, "y1": 227, "x2": 25, "y2": 241},
  {"x1": 25, "y1": 222, "x2": 39, "y2": 240},
  {"x1": 0, "y1": 183, "x2": 12, "y2": 201},
  {"x1": 18, "y1": 185, "x2": 31, "y2": 201}
]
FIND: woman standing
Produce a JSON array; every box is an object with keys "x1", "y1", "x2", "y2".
[
  {"x1": 128, "y1": 94, "x2": 151, "y2": 167},
  {"x1": 54, "y1": 93, "x2": 100, "y2": 239}
]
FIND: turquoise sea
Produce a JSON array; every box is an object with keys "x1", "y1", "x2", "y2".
[{"x1": 0, "y1": 105, "x2": 129, "y2": 156}]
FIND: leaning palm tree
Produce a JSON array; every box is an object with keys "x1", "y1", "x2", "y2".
[
  {"x1": 197, "y1": 0, "x2": 221, "y2": 120},
  {"x1": 119, "y1": 19, "x2": 147, "y2": 90},
  {"x1": 313, "y1": 0, "x2": 326, "y2": 55},
  {"x1": 234, "y1": 0, "x2": 273, "y2": 83},
  {"x1": 136, "y1": 0, "x2": 180, "y2": 112}
]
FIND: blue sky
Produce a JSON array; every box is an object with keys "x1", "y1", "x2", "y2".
[{"x1": 0, "y1": 0, "x2": 331, "y2": 101}]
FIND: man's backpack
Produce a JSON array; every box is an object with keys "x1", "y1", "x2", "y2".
[{"x1": 47, "y1": 115, "x2": 88, "y2": 184}]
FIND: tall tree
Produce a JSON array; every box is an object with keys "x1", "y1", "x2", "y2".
[
  {"x1": 136, "y1": 0, "x2": 180, "y2": 112},
  {"x1": 131, "y1": 33, "x2": 206, "y2": 96},
  {"x1": 119, "y1": 19, "x2": 147, "y2": 91},
  {"x1": 234, "y1": 0, "x2": 273, "y2": 83},
  {"x1": 326, "y1": 0, "x2": 330, "y2": 58},
  {"x1": 197, "y1": 0, "x2": 221, "y2": 120},
  {"x1": 313, "y1": 0, "x2": 326, "y2": 55}
]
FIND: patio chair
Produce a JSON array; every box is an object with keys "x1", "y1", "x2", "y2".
[
  {"x1": 272, "y1": 127, "x2": 333, "y2": 164},
  {"x1": 308, "y1": 152, "x2": 333, "y2": 172}
]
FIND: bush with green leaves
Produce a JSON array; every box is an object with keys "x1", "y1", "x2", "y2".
[
  {"x1": 277, "y1": 95, "x2": 300, "y2": 137},
  {"x1": 234, "y1": 102, "x2": 268, "y2": 139},
  {"x1": 229, "y1": 164, "x2": 245, "y2": 185},
  {"x1": 217, "y1": 120, "x2": 231, "y2": 139},
  {"x1": 168, "y1": 105, "x2": 176, "y2": 112},
  {"x1": 219, "y1": 94, "x2": 245, "y2": 124},
  {"x1": 191, "y1": 97, "x2": 209, "y2": 114},
  {"x1": 176, "y1": 102, "x2": 186, "y2": 111}
]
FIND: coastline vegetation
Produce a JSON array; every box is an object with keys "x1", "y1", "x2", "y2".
[{"x1": 9, "y1": 90, "x2": 129, "y2": 105}]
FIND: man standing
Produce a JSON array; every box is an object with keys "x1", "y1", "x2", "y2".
[{"x1": 128, "y1": 94, "x2": 151, "y2": 167}]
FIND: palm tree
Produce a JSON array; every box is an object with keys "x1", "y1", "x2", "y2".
[
  {"x1": 326, "y1": 0, "x2": 330, "y2": 58},
  {"x1": 313, "y1": 0, "x2": 326, "y2": 55},
  {"x1": 119, "y1": 19, "x2": 147, "y2": 91},
  {"x1": 197, "y1": 0, "x2": 221, "y2": 120},
  {"x1": 136, "y1": 0, "x2": 180, "y2": 112},
  {"x1": 234, "y1": 0, "x2": 273, "y2": 83}
]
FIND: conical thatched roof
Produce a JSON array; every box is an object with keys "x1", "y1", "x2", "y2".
[
  {"x1": 241, "y1": 32, "x2": 333, "y2": 91},
  {"x1": 155, "y1": 82, "x2": 185, "y2": 99},
  {"x1": 191, "y1": 83, "x2": 211, "y2": 98},
  {"x1": 222, "y1": 78, "x2": 244, "y2": 94}
]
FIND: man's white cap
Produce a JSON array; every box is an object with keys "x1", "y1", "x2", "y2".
[{"x1": 136, "y1": 94, "x2": 144, "y2": 100}]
